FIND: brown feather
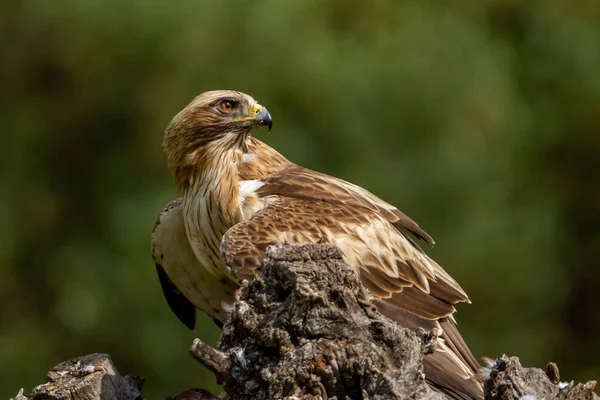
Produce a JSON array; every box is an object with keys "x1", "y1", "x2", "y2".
[
  {"x1": 386, "y1": 287, "x2": 456, "y2": 321},
  {"x1": 238, "y1": 136, "x2": 290, "y2": 179},
  {"x1": 424, "y1": 352, "x2": 483, "y2": 400},
  {"x1": 370, "y1": 299, "x2": 439, "y2": 332},
  {"x1": 222, "y1": 162, "x2": 482, "y2": 398},
  {"x1": 221, "y1": 194, "x2": 482, "y2": 398},
  {"x1": 361, "y1": 265, "x2": 410, "y2": 293},
  {"x1": 160, "y1": 91, "x2": 482, "y2": 399},
  {"x1": 439, "y1": 318, "x2": 481, "y2": 373},
  {"x1": 392, "y1": 209, "x2": 435, "y2": 245}
]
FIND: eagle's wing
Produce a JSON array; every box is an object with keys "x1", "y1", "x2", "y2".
[
  {"x1": 253, "y1": 166, "x2": 469, "y2": 306},
  {"x1": 252, "y1": 165, "x2": 436, "y2": 245},
  {"x1": 152, "y1": 198, "x2": 235, "y2": 329},
  {"x1": 152, "y1": 199, "x2": 197, "y2": 330},
  {"x1": 222, "y1": 170, "x2": 482, "y2": 399}
]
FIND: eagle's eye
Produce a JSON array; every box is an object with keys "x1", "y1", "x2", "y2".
[{"x1": 220, "y1": 101, "x2": 234, "y2": 112}]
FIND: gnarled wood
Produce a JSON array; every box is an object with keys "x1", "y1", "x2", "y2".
[
  {"x1": 11, "y1": 354, "x2": 143, "y2": 400},
  {"x1": 10, "y1": 245, "x2": 599, "y2": 400},
  {"x1": 484, "y1": 356, "x2": 598, "y2": 400},
  {"x1": 194, "y1": 243, "x2": 445, "y2": 399}
]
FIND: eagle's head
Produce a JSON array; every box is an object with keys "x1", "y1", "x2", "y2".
[{"x1": 163, "y1": 90, "x2": 272, "y2": 189}]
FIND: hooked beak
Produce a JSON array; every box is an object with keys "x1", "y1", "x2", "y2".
[
  {"x1": 255, "y1": 107, "x2": 273, "y2": 132},
  {"x1": 236, "y1": 103, "x2": 272, "y2": 132},
  {"x1": 252, "y1": 103, "x2": 272, "y2": 132}
]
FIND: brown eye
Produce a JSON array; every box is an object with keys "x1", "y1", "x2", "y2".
[{"x1": 220, "y1": 101, "x2": 234, "y2": 112}]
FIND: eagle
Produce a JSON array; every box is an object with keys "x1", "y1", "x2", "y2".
[{"x1": 152, "y1": 90, "x2": 483, "y2": 399}]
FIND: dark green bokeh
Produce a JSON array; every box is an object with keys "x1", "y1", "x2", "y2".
[{"x1": 1, "y1": 1, "x2": 599, "y2": 397}]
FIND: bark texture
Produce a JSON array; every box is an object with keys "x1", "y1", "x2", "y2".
[
  {"x1": 192, "y1": 243, "x2": 443, "y2": 399},
  {"x1": 11, "y1": 245, "x2": 599, "y2": 400},
  {"x1": 11, "y1": 353, "x2": 143, "y2": 400},
  {"x1": 484, "y1": 355, "x2": 598, "y2": 400}
]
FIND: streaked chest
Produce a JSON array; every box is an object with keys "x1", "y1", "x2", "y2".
[
  {"x1": 183, "y1": 169, "x2": 268, "y2": 277},
  {"x1": 183, "y1": 176, "x2": 232, "y2": 277}
]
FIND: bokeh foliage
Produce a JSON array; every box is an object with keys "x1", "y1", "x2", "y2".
[{"x1": 1, "y1": 0, "x2": 599, "y2": 397}]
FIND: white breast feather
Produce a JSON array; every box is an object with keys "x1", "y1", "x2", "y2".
[
  {"x1": 243, "y1": 153, "x2": 257, "y2": 163},
  {"x1": 239, "y1": 180, "x2": 264, "y2": 204}
]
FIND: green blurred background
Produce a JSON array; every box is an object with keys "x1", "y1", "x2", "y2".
[{"x1": 1, "y1": 0, "x2": 599, "y2": 397}]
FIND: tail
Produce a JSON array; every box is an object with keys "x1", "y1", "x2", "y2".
[{"x1": 373, "y1": 300, "x2": 484, "y2": 399}]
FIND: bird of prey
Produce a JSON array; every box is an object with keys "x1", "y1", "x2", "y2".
[{"x1": 152, "y1": 90, "x2": 483, "y2": 399}]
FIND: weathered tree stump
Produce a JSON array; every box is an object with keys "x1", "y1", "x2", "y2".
[
  {"x1": 189, "y1": 244, "x2": 599, "y2": 400},
  {"x1": 11, "y1": 245, "x2": 599, "y2": 400},
  {"x1": 190, "y1": 244, "x2": 445, "y2": 399}
]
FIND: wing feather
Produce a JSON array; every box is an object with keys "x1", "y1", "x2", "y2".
[
  {"x1": 154, "y1": 262, "x2": 196, "y2": 330},
  {"x1": 362, "y1": 265, "x2": 410, "y2": 292},
  {"x1": 223, "y1": 168, "x2": 482, "y2": 398},
  {"x1": 386, "y1": 287, "x2": 456, "y2": 320},
  {"x1": 225, "y1": 195, "x2": 467, "y2": 320},
  {"x1": 152, "y1": 199, "x2": 197, "y2": 329},
  {"x1": 255, "y1": 166, "x2": 435, "y2": 245},
  {"x1": 152, "y1": 198, "x2": 235, "y2": 328}
]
